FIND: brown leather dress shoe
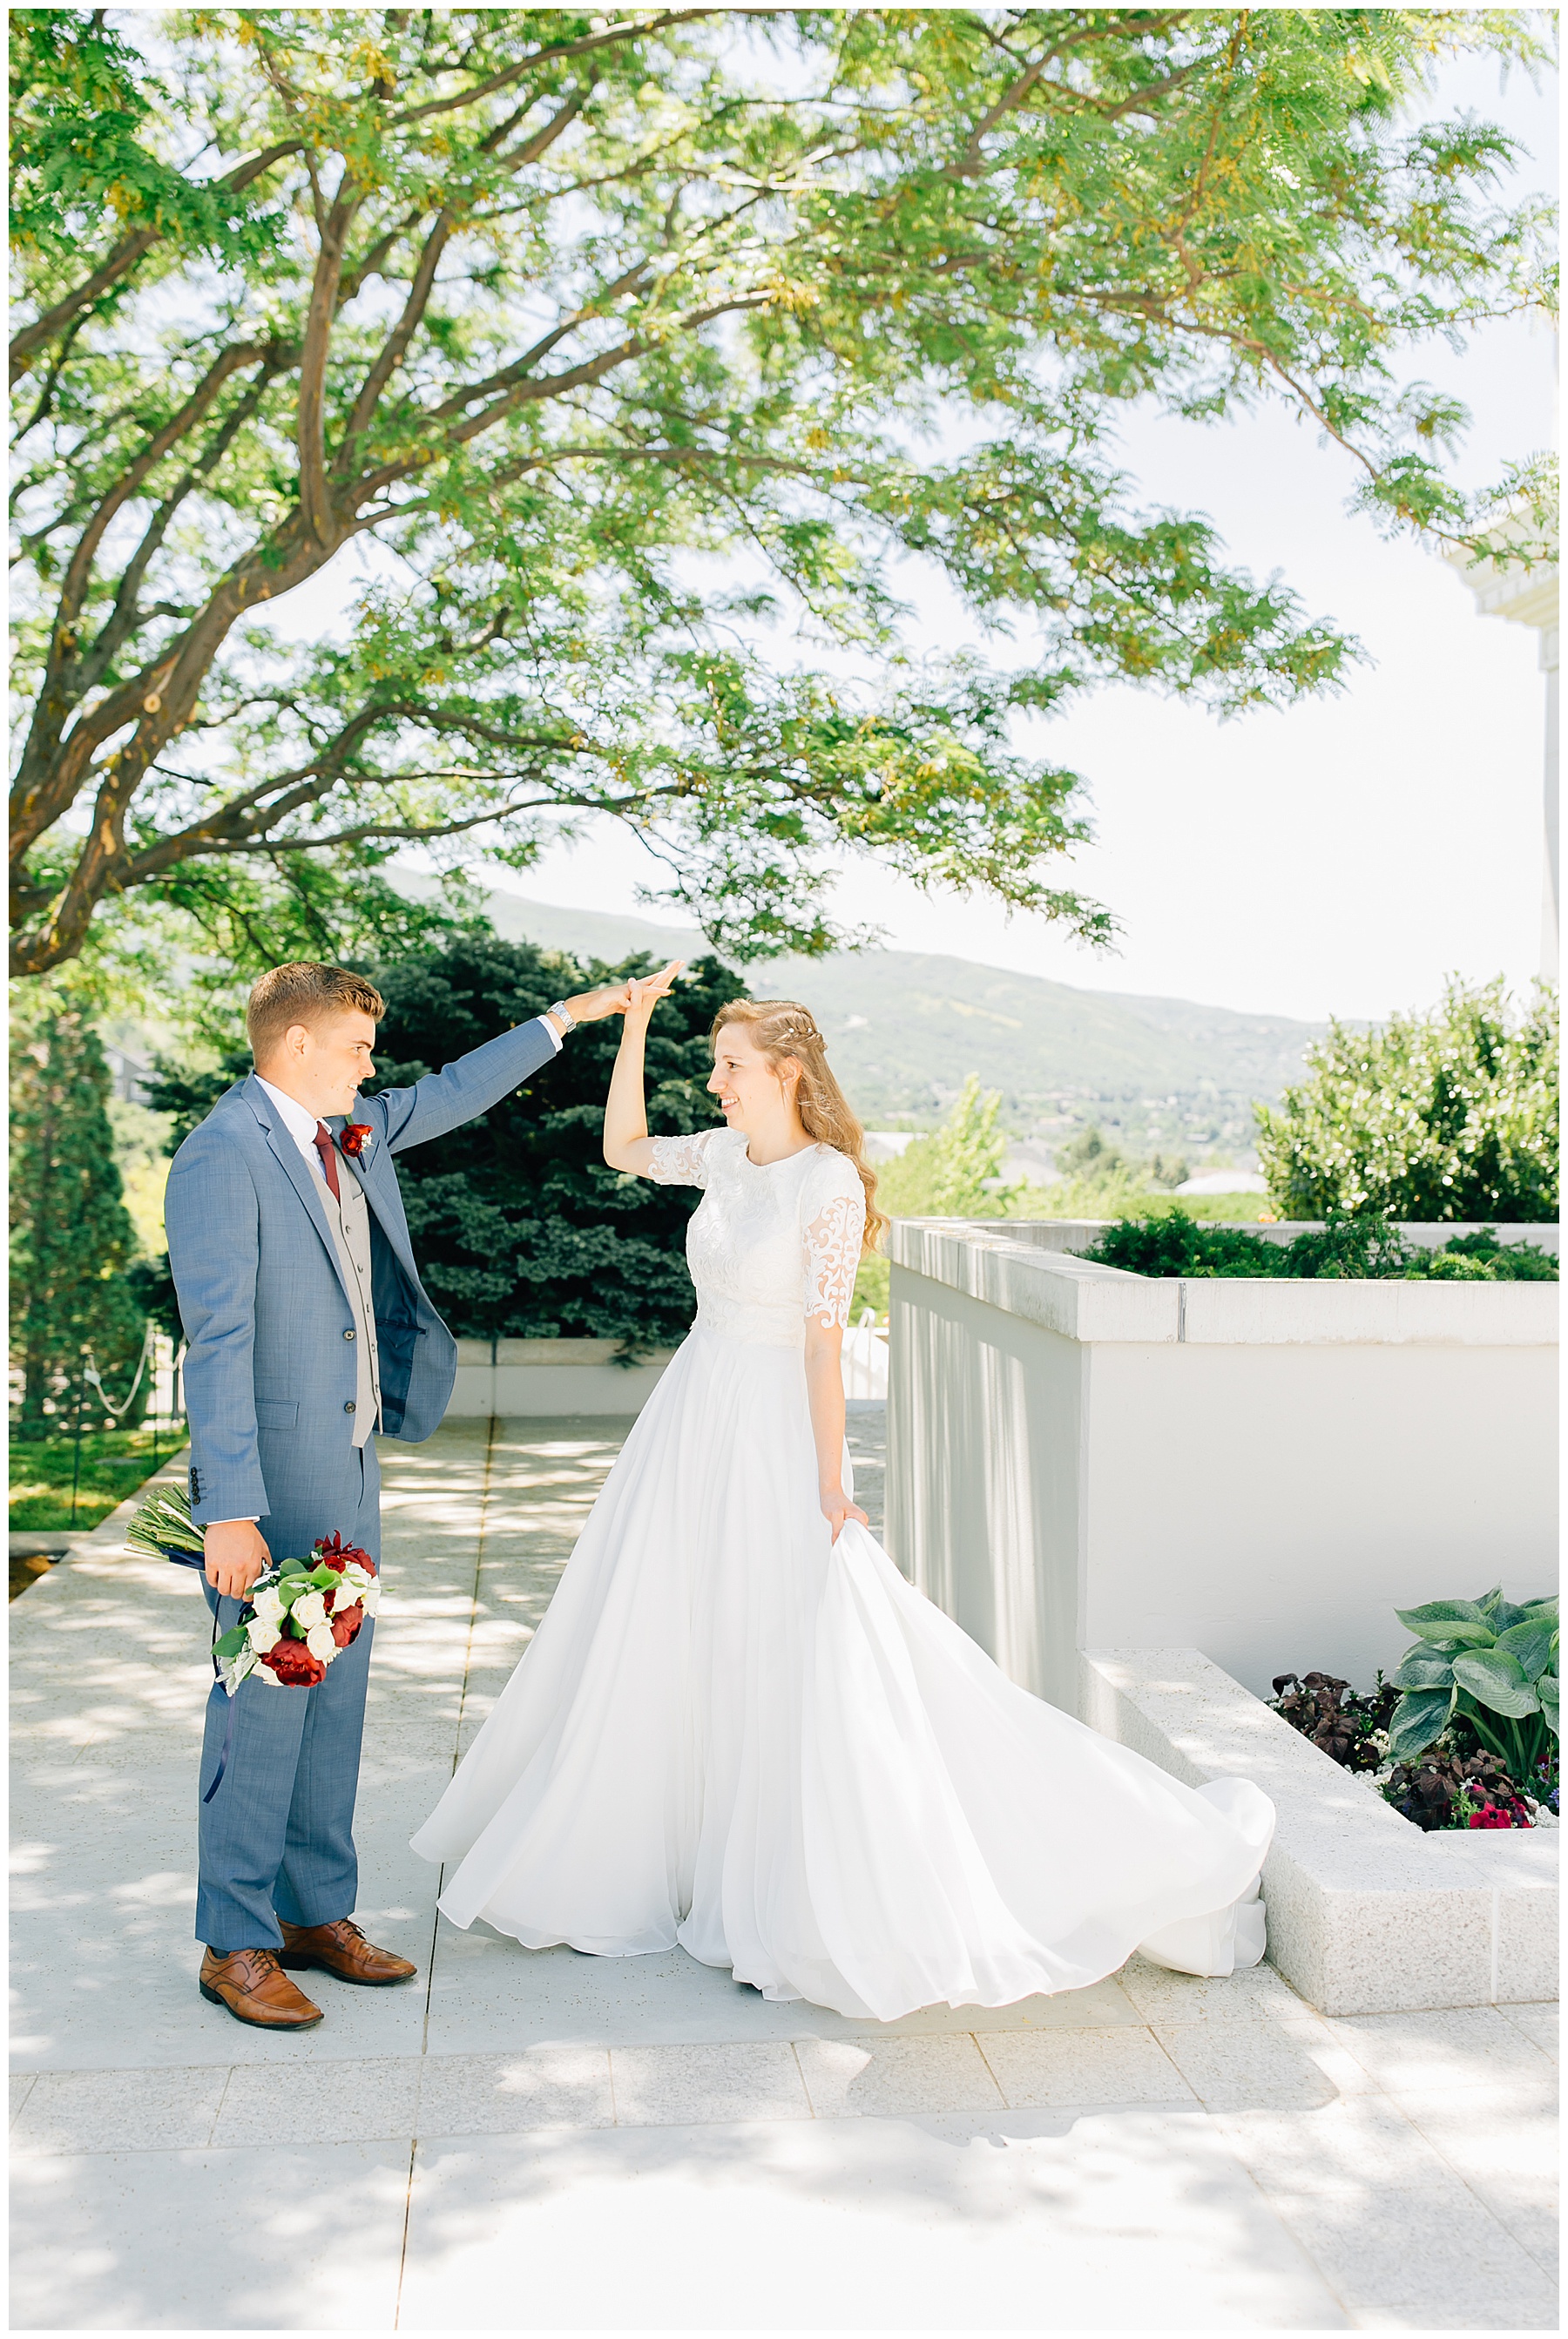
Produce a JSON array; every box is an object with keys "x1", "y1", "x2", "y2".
[
  {"x1": 277, "y1": 1916, "x2": 417, "y2": 1986},
  {"x1": 199, "y1": 1946, "x2": 323, "y2": 2030}
]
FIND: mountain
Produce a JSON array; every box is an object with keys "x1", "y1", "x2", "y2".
[{"x1": 400, "y1": 881, "x2": 1324, "y2": 1159}]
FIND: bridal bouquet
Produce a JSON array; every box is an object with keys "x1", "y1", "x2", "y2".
[{"x1": 126, "y1": 1488, "x2": 379, "y2": 1693}]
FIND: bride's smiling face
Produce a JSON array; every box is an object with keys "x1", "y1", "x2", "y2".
[{"x1": 707, "y1": 1024, "x2": 801, "y2": 1135}]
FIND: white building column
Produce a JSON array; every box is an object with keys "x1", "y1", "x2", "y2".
[{"x1": 1444, "y1": 530, "x2": 1560, "y2": 983}]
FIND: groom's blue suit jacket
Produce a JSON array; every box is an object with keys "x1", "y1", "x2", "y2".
[{"x1": 166, "y1": 1018, "x2": 558, "y2": 1527}]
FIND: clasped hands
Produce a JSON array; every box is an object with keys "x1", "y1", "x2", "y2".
[{"x1": 558, "y1": 959, "x2": 684, "y2": 1031}]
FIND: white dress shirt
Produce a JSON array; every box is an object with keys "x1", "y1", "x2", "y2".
[{"x1": 255, "y1": 1076, "x2": 335, "y2": 1179}]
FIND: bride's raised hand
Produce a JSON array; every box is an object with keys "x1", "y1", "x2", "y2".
[{"x1": 625, "y1": 959, "x2": 684, "y2": 1022}]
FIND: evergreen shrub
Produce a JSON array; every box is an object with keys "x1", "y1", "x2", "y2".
[
  {"x1": 1077, "y1": 1210, "x2": 1558, "y2": 1281},
  {"x1": 10, "y1": 1000, "x2": 148, "y2": 1430}
]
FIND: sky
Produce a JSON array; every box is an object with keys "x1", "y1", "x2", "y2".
[{"x1": 276, "y1": 42, "x2": 1558, "y2": 1029}]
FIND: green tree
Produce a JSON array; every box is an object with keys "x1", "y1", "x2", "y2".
[
  {"x1": 369, "y1": 934, "x2": 745, "y2": 1346},
  {"x1": 876, "y1": 1077, "x2": 1024, "y2": 1220},
  {"x1": 10, "y1": 997, "x2": 149, "y2": 1431},
  {"x1": 1254, "y1": 979, "x2": 1558, "y2": 1222},
  {"x1": 11, "y1": 9, "x2": 1553, "y2": 978}
]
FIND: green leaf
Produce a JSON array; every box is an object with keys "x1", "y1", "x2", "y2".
[
  {"x1": 1387, "y1": 1688, "x2": 1453, "y2": 1761},
  {"x1": 308, "y1": 1565, "x2": 338, "y2": 1589},
  {"x1": 212, "y1": 1625, "x2": 249, "y2": 1662},
  {"x1": 1493, "y1": 1621, "x2": 1557, "y2": 1684},
  {"x1": 1520, "y1": 1597, "x2": 1559, "y2": 1630},
  {"x1": 1394, "y1": 1601, "x2": 1494, "y2": 1647},
  {"x1": 1478, "y1": 1595, "x2": 1528, "y2": 1635},
  {"x1": 279, "y1": 1557, "x2": 309, "y2": 1578},
  {"x1": 1451, "y1": 1647, "x2": 1541, "y2": 1719},
  {"x1": 1538, "y1": 1676, "x2": 1560, "y2": 1736},
  {"x1": 1391, "y1": 1648, "x2": 1456, "y2": 1691}
]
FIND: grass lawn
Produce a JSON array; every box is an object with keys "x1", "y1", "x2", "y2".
[{"x1": 10, "y1": 1422, "x2": 183, "y2": 1537}]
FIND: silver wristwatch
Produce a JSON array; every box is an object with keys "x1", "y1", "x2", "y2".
[{"x1": 546, "y1": 999, "x2": 577, "y2": 1035}]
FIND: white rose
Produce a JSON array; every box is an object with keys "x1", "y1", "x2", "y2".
[
  {"x1": 247, "y1": 1618, "x2": 281, "y2": 1653},
  {"x1": 291, "y1": 1591, "x2": 328, "y2": 1631},
  {"x1": 341, "y1": 1563, "x2": 371, "y2": 1592},
  {"x1": 251, "y1": 1586, "x2": 286, "y2": 1626},
  {"x1": 305, "y1": 1622, "x2": 337, "y2": 1664},
  {"x1": 359, "y1": 1578, "x2": 381, "y2": 1616}
]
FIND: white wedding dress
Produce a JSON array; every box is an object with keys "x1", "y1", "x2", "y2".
[{"x1": 411, "y1": 1130, "x2": 1274, "y2": 2021}]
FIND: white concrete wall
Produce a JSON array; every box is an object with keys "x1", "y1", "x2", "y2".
[
  {"x1": 445, "y1": 1330, "x2": 890, "y2": 1416},
  {"x1": 887, "y1": 1223, "x2": 1558, "y2": 1710},
  {"x1": 446, "y1": 1338, "x2": 675, "y2": 1417}
]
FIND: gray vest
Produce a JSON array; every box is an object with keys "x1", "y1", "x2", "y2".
[{"x1": 321, "y1": 1169, "x2": 381, "y2": 1447}]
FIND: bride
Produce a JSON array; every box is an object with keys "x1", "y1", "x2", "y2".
[{"x1": 411, "y1": 968, "x2": 1273, "y2": 2021}]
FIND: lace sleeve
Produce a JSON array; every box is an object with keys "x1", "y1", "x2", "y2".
[
  {"x1": 802, "y1": 1174, "x2": 867, "y2": 1331},
  {"x1": 645, "y1": 1130, "x2": 718, "y2": 1187}
]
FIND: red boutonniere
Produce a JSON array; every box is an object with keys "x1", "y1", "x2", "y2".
[{"x1": 339, "y1": 1122, "x2": 375, "y2": 1161}]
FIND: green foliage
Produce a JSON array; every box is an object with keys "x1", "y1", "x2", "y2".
[
  {"x1": 874, "y1": 1078, "x2": 1024, "y2": 1220},
  {"x1": 1387, "y1": 1588, "x2": 1559, "y2": 1780},
  {"x1": 1254, "y1": 979, "x2": 1558, "y2": 1222},
  {"x1": 367, "y1": 934, "x2": 744, "y2": 1349},
  {"x1": 10, "y1": 1422, "x2": 172, "y2": 1534},
  {"x1": 849, "y1": 1250, "x2": 889, "y2": 1323},
  {"x1": 1077, "y1": 1210, "x2": 1558, "y2": 1281},
  {"x1": 11, "y1": 9, "x2": 1554, "y2": 977},
  {"x1": 9, "y1": 995, "x2": 148, "y2": 1432}
]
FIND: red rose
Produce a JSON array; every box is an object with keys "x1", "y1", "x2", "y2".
[
  {"x1": 330, "y1": 1602, "x2": 365, "y2": 1648},
  {"x1": 259, "y1": 1636, "x2": 327, "y2": 1687},
  {"x1": 339, "y1": 1122, "x2": 374, "y2": 1158},
  {"x1": 314, "y1": 1531, "x2": 376, "y2": 1577}
]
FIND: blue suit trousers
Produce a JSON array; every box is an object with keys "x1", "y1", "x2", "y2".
[{"x1": 195, "y1": 1439, "x2": 380, "y2": 1950}]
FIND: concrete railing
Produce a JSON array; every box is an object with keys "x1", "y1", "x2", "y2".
[{"x1": 887, "y1": 1220, "x2": 1558, "y2": 1707}]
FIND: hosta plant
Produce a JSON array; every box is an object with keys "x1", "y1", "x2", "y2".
[{"x1": 1388, "y1": 1589, "x2": 1559, "y2": 1779}]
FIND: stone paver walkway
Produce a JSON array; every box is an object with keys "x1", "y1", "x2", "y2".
[{"x1": 10, "y1": 1415, "x2": 1558, "y2": 2330}]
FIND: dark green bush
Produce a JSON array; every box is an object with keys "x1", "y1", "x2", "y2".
[
  {"x1": 366, "y1": 936, "x2": 743, "y2": 1349},
  {"x1": 1077, "y1": 1210, "x2": 1558, "y2": 1281}
]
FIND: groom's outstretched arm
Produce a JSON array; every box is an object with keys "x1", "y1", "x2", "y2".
[
  {"x1": 372, "y1": 1017, "x2": 561, "y2": 1156},
  {"x1": 370, "y1": 980, "x2": 638, "y2": 1155},
  {"x1": 165, "y1": 1126, "x2": 268, "y2": 1526}
]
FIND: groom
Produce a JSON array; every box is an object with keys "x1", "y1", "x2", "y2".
[{"x1": 165, "y1": 959, "x2": 627, "y2": 2030}]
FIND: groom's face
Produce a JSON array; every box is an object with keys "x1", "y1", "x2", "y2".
[{"x1": 271, "y1": 1008, "x2": 378, "y2": 1119}]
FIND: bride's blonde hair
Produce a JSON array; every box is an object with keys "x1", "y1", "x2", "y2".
[{"x1": 711, "y1": 998, "x2": 888, "y2": 1252}]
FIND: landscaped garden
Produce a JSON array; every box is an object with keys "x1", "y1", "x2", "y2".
[{"x1": 1269, "y1": 1588, "x2": 1559, "y2": 1834}]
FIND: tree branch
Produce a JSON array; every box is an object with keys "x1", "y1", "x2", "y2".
[
  {"x1": 299, "y1": 183, "x2": 362, "y2": 542},
  {"x1": 8, "y1": 139, "x2": 305, "y2": 380},
  {"x1": 389, "y1": 10, "x2": 717, "y2": 127}
]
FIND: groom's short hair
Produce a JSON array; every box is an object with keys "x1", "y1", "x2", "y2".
[{"x1": 247, "y1": 963, "x2": 386, "y2": 1062}]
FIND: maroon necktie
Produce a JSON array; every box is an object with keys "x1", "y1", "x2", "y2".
[{"x1": 313, "y1": 1121, "x2": 341, "y2": 1200}]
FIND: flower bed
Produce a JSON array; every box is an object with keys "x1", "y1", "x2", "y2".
[{"x1": 1268, "y1": 1584, "x2": 1560, "y2": 1834}]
